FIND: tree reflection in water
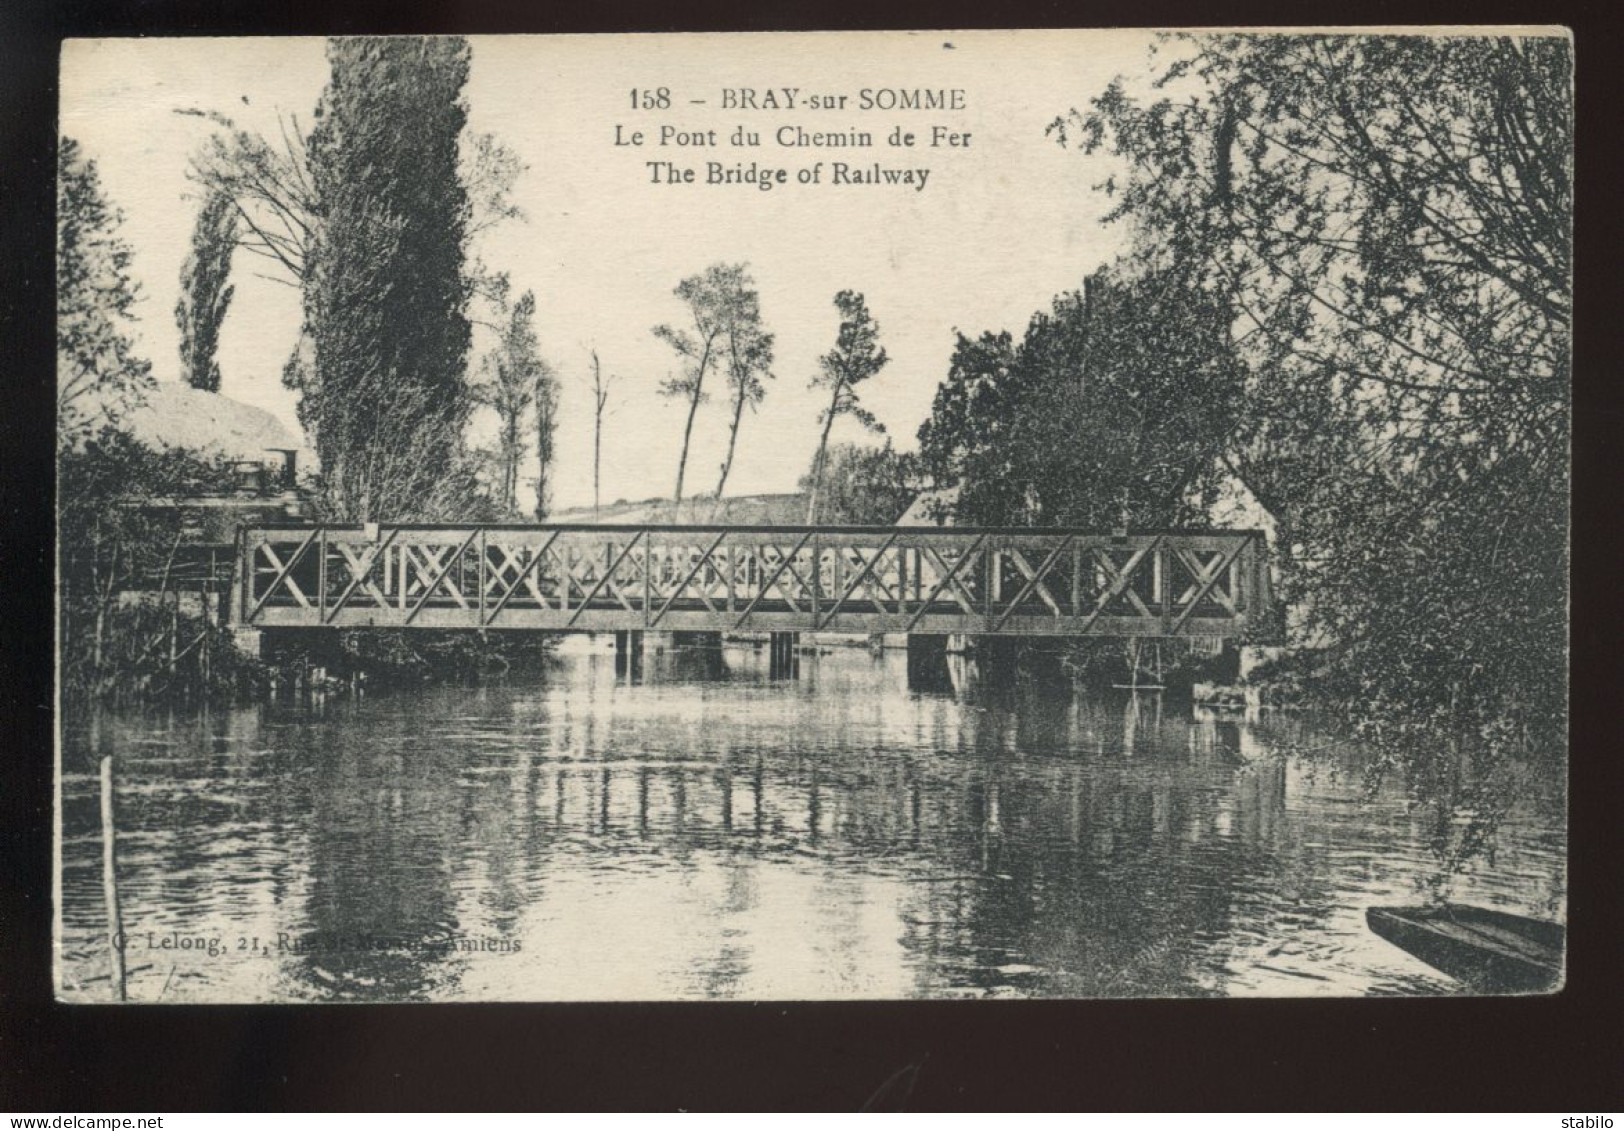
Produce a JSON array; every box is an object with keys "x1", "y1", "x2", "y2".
[{"x1": 57, "y1": 642, "x2": 1565, "y2": 1001}]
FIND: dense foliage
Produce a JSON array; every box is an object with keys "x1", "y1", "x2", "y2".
[
  {"x1": 918, "y1": 267, "x2": 1242, "y2": 529},
  {"x1": 57, "y1": 138, "x2": 153, "y2": 442},
  {"x1": 796, "y1": 442, "x2": 921, "y2": 527},
  {"x1": 58, "y1": 432, "x2": 259, "y2": 701},
  {"x1": 1043, "y1": 34, "x2": 1570, "y2": 767},
  {"x1": 911, "y1": 35, "x2": 1570, "y2": 778}
]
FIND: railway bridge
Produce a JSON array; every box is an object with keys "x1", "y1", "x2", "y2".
[{"x1": 233, "y1": 523, "x2": 1272, "y2": 661}]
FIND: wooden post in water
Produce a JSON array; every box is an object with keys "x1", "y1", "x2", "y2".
[
  {"x1": 199, "y1": 580, "x2": 211, "y2": 692},
  {"x1": 168, "y1": 591, "x2": 179, "y2": 673},
  {"x1": 99, "y1": 755, "x2": 126, "y2": 1002}
]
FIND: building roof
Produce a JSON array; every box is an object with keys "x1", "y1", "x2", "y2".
[
  {"x1": 895, "y1": 485, "x2": 959, "y2": 526},
  {"x1": 82, "y1": 381, "x2": 311, "y2": 466}
]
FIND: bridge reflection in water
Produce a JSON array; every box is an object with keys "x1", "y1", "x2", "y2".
[{"x1": 55, "y1": 644, "x2": 1565, "y2": 1002}]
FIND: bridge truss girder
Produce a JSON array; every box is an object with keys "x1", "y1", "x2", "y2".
[{"x1": 237, "y1": 524, "x2": 1271, "y2": 639}]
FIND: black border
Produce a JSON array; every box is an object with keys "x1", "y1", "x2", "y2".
[{"x1": 4, "y1": 0, "x2": 1621, "y2": 1111}]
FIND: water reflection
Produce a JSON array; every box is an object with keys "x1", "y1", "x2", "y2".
[{"x1": 58, "y1": 641, "x2": 1565, "y2": 1002}]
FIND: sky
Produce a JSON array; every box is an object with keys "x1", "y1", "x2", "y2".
[{"x1": 60, "y1": 31, "x2": 1160, "y2": 512}]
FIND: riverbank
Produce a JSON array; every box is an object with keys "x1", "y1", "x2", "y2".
[{"x1": 62, "y1": 610, "x2": 565, "y2": 709}]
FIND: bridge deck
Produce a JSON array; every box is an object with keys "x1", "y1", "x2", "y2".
[{"x1": 236, "y1": 523, "x2": 1271, "y2": 639}]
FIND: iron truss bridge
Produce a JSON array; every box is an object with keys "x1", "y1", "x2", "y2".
[{"x1": 235, "y1": 523, "x2": 1272, "y2": 639}]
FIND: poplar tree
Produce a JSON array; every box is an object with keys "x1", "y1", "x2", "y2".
[
  {"x1": 479, "y1": 281, "x2": 548, "y2": 515},
  {"x1": 302, "y1": 36, "x2": 475, "y2": 520},
  {"x1": 532, "y1": 340, "x2": 561, "y2": 521},
  {"x1": 806, "y1": 290, "x2": 888, "y2": 524},
  {"x1": 586, "y1": 348, "x2": 617, "y2": 519},
  {"x1": 175, "y1": 188, "x2": 238, "y2": 393}
]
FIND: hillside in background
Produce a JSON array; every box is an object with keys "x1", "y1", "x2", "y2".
[{"x1": 547, "y1": 494, "x2": 810, "y2": 526}]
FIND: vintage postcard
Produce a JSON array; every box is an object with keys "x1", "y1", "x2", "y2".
[{"x1": 55, "y1": 29, "x2": 1570, "y2": 1002}]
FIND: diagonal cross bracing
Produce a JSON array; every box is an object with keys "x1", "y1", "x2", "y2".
[{"x1": 239, "y1": 525, "x2": 1264, "y2": 639}]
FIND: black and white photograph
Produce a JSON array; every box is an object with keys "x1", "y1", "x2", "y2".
[{"x1": 54, "y1": 28, "x2": 1571, "y2": 1004}]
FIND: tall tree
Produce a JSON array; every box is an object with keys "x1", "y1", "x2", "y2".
[
  {"x1": 175, "y1": 187, "x2": 239, "y2": 393},
  {"x1": 532, "y1": 348, "x2": 561, "y2": 521},
  {"x1": 302, "y1": 36, "x2": 476, "y2": 521},
  {"x1": 57, "y1": 138, "x2": 153, "y2": 442},
  {"x1": 478, "y1": 280, "x2": 546, "y2": 514},
  {"x1": 652, "y1": 263, "x2": 748, "y2": 516},
  {"x1": 1066, "y1": 34, "x2": 1571, "y2": 761},
  {"x1": 586, "y1": 347, "x2": 617, "y2": 519},
  {"x1": 714, "y1": 270, "x2": 773, "y2": 499},
  {"x1": 806, "y1": 290, "x2": 888, "y2": 524}
]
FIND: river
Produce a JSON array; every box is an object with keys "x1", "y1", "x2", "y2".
[{"x1": 56, "y1": 638, "x2": 1566, "y2": 1002}]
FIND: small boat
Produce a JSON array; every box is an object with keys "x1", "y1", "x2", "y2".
[{"x1": 1366, "y1": 904, "x2": 1565, "y2": 994}]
